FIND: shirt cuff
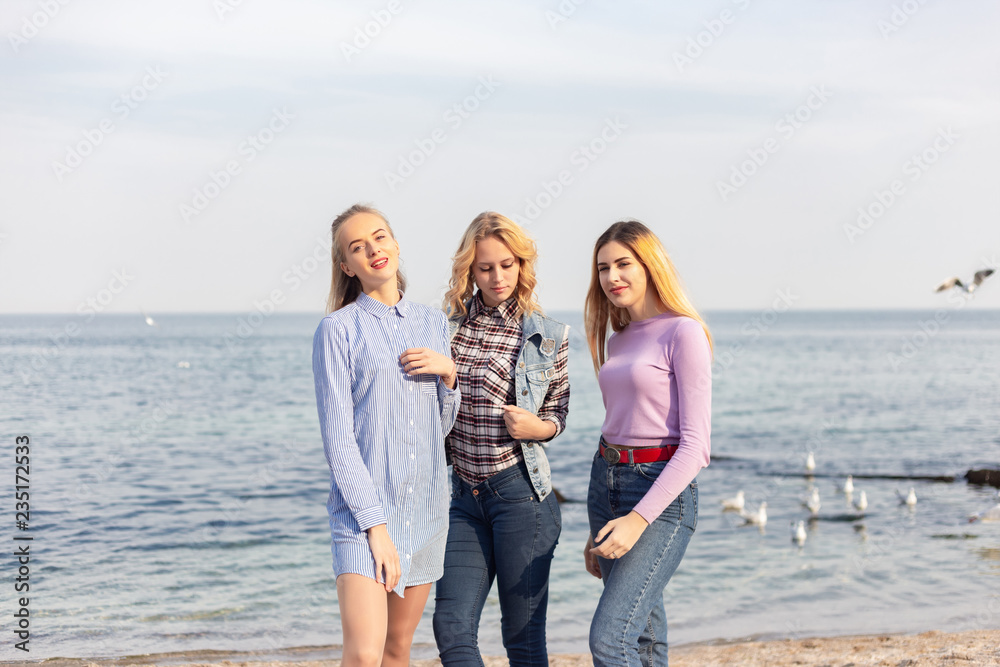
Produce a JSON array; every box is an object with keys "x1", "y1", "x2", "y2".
[
  {"x1": 355, "y1": 506, "x2": 387, "y2": 532},
  {"x1": 539, "y1": 415, "x2": 563, "y2": 440}
]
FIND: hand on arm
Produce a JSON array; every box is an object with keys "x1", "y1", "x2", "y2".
[
  {"x1": 399, "y1": 348, "x2": 457, "y2": 389},
  {"x1": 366, "y1": 524, "x2": 400, "y2": 592},
  {"x1": 502, "y1": 405, "x2": 557, "y2": 440}
]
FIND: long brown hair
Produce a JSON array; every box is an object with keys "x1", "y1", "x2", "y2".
[
  {"x1": 325, "y1": 204, "x2": 406, "y2": 313},
  {"x1": 444, "y1": 212, "x2": 541, "y2": 318},
  {"x1": 584, "y1": 220, "x2": 713, "y2": 374}
]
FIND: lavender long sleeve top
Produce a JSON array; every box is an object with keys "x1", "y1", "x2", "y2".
[{"x1": 597, "y1": 313, "x2": 712, "y2": 523}]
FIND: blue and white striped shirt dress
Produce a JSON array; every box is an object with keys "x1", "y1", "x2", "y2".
[{"x1": 312, "y1": 291, "x2": 460, "y2": 596}]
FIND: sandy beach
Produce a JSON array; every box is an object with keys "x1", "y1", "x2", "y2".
[{"x1": 17, "y1": 628, "x2": 999, "y2": 667}]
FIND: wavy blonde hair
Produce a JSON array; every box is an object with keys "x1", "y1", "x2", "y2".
[
  {"x1": 444, "y1": 212, "x2": 541, "y2": 319},
  {"x1": 325, "y1": 204, "x2": 406, "y2": 313},
  {"x1": 584, "y1": 220, "x2": 713, "y2": 374}
]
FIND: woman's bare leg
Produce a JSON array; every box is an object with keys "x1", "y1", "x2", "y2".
[
  {"x1": 337, "y1": 574, "x2": 389, "y2": 667},
  {"x1": 383, "y1": 583, "x2": 432, "y2": 667}
]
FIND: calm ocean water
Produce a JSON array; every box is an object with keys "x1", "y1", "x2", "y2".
[{"x1": 1, "y1": 309, "x2": 999, "y2": 660}]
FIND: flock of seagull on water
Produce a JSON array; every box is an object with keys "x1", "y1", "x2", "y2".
[{"x1": 720, "y1": 452, "x2": 1000, "y2": 547}]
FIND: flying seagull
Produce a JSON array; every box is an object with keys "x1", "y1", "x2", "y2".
[
  {"x1": 141, "y1": 308, "x2": 160, "y2": 328},
  {"x1": 934, "y1": 268, "x2": 995, "y2": 296}
]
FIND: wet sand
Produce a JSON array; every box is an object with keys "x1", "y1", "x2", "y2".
[{"x1": 13, "y1": 628, "x2": 999, "y2": 667}]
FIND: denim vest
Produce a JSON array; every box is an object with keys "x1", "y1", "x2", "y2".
[{"x1": 448, "y1": 304, "x2": 569, "y2": 501}]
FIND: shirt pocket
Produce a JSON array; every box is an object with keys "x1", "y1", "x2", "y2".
[
  {"x1": 483, "y1": 356, "x2": 513, "y2": 407},
  {"x1": 524, "y1": 364, "x2": 555, "y2": 410},
  {"x1": 418, "y1": 373, "x2": 438, "y2": 395}
]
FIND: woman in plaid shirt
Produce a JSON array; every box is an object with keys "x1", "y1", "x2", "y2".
[{"x1": 432, "y1": 212, "x2": 570, "y2": 667}]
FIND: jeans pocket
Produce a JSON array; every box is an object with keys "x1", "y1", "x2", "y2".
[
  {"x1": 636, "y1": 460, "x2": 667, "y2": 482},
  {"x1": 491, "y1": 473, "x2": 534, "y2": 503},
  {"x1": 686, "y1": 481, "x2": 699, "y2": 531}
]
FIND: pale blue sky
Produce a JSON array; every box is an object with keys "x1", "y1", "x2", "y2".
[{"x1": 2, "y1": 0, "x2": 998, "y2": 313}]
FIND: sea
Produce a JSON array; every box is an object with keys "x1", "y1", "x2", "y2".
[{"x1": 1, "y1": 309, "x2": 999, "y2": 661}]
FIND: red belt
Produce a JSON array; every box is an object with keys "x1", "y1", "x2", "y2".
[{"x1": 599, "y1": 438, "x2": 678, "y2": 465}]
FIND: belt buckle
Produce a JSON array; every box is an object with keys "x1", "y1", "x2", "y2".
[{"x1": 602, "y1": 445, "x2": 621, "y2": 464}]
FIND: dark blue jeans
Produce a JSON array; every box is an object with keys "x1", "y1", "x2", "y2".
[
  {"x1": 588, "y1": 450, "x2": 698, "y2": 667},
  {"x1": 433, "y1": 461, "x2": 561, "y2": 667}
]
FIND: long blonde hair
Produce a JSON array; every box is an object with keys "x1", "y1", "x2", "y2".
[
  {"x1": 584, "y1": 220, "x2": 713, "y2": 374},
  {"x1": 444, "y1": 212, "x2": 541, "y2": 318},
  {"x1": 325, "y1": 204, "x2": 406, "y2": 313}
]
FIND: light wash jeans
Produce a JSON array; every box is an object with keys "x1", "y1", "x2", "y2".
[
  {"x1": 433, "y1": 460, "x2": 561, "y2": 667},
  {"x1": 587, "y1": 449, "x2": 698, "y2": 667}
]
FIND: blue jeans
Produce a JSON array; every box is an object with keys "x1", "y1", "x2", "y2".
[
  {"x1": 587, "y1": 450, "x2": 698, "y2": 667},
  {"x1": 433, "y1": 460, "x2": 561, "y2": 667}
]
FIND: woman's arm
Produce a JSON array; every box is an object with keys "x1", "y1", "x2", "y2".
[
  {"x1": 590, "y1": 319, "x2": 711, "y2": 559},
  {"x1": 535, "y1": 325, "x2": 570, "y2": 440},
  {"x1": 312, "y1": 317, "x2": 386, "y2": 531},
  {"x1": 631, "y1": 318, "x2": 712, "y2": 523},
  {"x1": 436, "y1": 313, "x2": 461, "y2": 436}
]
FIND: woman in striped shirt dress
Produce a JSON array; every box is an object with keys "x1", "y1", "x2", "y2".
[
  {"x1": 433, "y1": 212, "x2": 569, "y2": 667},
  {"x1": 312, "y1": 204, "x2": 460, "y2": 667}
]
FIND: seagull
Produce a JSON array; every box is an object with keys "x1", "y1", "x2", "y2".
[
  {"x1": 896, "y1": 487, "x2": 917, "y2": 507},
  {"x1": 842, "y1": 475, "x2": 854, "y2": 495},
  {"x1": 934, "y1": 268, "x2": 995, "y2": 296},
  {"x1": 804, "y1": 488, "x2": 821, "y2": 516},
  {"x1": 177, "y1": 361, "x2": 191, "y2": 368},
  {"x1": 741, "y1": 502, "x2": 767, "y2": 527},
  {"x1": 969, "y1": 491, "x2": 1000, "y2": 523},
  {"x1": 141, "y1": 308, "x2": 159, "y2": 328},
  {"x1": 805, "y1": 452, "x2": 816, "y2": 473},
  {"x1": 791, "y1": 520, "x2": 807, "y2": 546},
  {"x1": 853, "y1": 490, "x2": 868, "y2": 513},
  {"x1": 720, "y1": 490, "x2": 745, "y2": 512}
]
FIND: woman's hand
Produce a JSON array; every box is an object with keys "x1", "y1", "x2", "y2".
[
  {"x1": 366, "y1": 524, "x2": 401, "y2": 592},
  {"x1": 590, "y1": 510, "x2": 649, "y2": 560},
  {"x1": 502, "y1": 405, "x2": 557, "y2": 441},
  {"x1": 399, "y1": 348, "x2": 457, "y2": 388},
  {"x1": 584, "y1": 535, "x2": 603, "y2": 579}
]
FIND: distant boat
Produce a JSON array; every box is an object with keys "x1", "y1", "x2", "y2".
[
  {"x1": 141, "y1": 309, "x2": 159, "y2": 328},
  {"x1": 934, "y1": 268, "x2": 994, "y2": 297}
]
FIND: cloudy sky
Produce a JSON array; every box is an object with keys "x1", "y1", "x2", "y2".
[{"x1": 2, "y1": 0, "x2": 998, "y2": 314}]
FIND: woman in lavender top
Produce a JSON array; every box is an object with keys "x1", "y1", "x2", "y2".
[
  {"x1": 312, "y1": 204, "x2": 459, "y2": 667},
  {"x1": 583, "y1": 220, "x2": 713, "y2": 666}
]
